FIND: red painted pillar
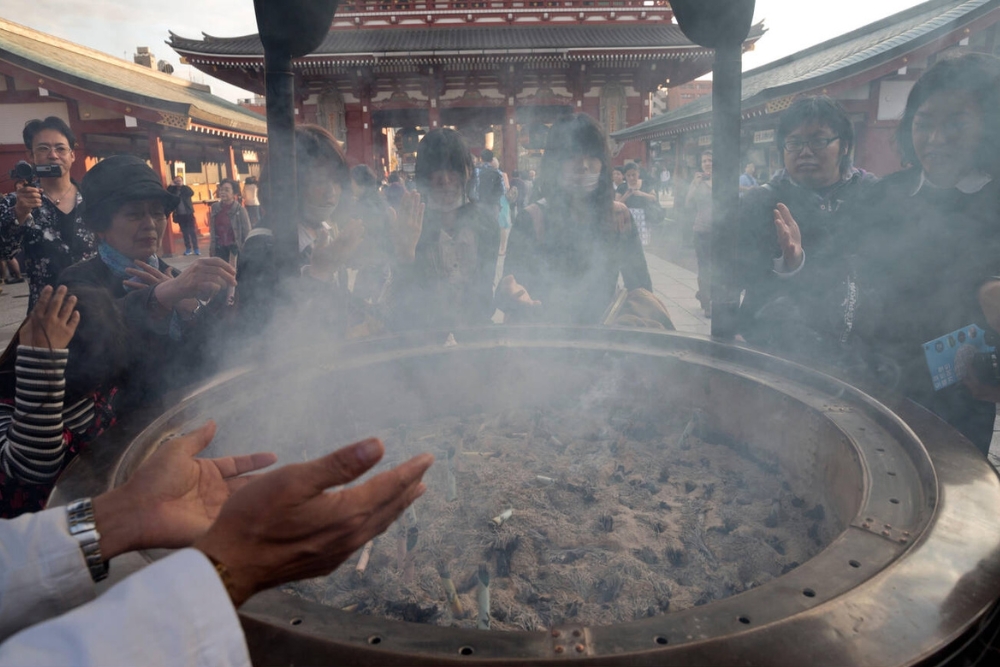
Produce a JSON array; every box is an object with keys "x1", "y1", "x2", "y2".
[
  {"x1": 361, "y1": 89, "x2": 375, "y2": 168},
  {"x1": 147, "y1": 127, "x2": 175, "y2": 257},
  {"x1": 503, "y1": 102, "x2": 517, "y2": 174},
  {"x1": 429, "y1": 100, "x2": 440, "y2": 130},
  {"x1": 226, "y1": 144, "x2": 239, "y2": 181}
]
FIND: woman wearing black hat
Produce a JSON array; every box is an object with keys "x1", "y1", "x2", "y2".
[{"x1": 58, "y1": 155, "x2": 237, "y2": 404}]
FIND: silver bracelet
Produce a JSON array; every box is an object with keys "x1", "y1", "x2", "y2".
[{"x1": 67, "y1": 498, "x2": 109, "y2": 582}]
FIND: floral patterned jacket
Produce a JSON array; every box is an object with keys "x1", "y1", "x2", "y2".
[{"x1": 0, "y1": 189, "x2": 97, "y2": 310}]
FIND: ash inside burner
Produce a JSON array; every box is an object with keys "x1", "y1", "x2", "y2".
[{"x1": 284, "y1": 407, "x2": 832, "y2": 630}]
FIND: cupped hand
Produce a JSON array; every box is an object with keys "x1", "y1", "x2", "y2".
[
  {"x1": 194, "y1": 438, "x2": 433, "y2": 607},
  {"x1": 773, "y1": 203, "x2": 804, "y2": 271},
  {"x1": 20, "y1": 284, "x2": 80, "y2": 349},
  {"x1": 390, "y1": 190, "x2": 425, "y2": 262},
  {"x1": 497, "y1": 274, "x2": 541, "y2": 311},
  {"x1": 92, "y1": 421, "x2": 277, "y2": 560},
  {"x1": 153, "y1": 257, "x2": 237, "y2": 310}
]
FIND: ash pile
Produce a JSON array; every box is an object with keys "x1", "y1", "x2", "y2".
[{"x1": 286, "y1": 406, "x2": 832, "y2": 630}]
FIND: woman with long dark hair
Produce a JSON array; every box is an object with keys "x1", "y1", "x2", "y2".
[
  {"x1": 499, "y1": 113, "x2": 652, "y2": 325},
  {"x1": 855, "y1": 53, "x2": 1000, "y2": 454}
]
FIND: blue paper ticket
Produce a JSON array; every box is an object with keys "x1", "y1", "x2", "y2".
[{"x1": 923, "y1": 324, "x2": 991, "y2": 391}]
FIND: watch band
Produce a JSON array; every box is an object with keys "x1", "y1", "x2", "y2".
[{"x1": 66, "y1": 498, "x2": 109, "y2": 582}]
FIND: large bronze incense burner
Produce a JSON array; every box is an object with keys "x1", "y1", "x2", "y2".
[{"x1": 53, "y1": 327, "x2": 1000, "y2": 665}]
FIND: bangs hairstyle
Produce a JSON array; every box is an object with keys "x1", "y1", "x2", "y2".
[
  {"x1": 896, "y1": 52, "x2": 1000, "y2": 173},
  {"x1": 414, "y1": 129, "x2": 474, "y2": 194},
  {"x1": 776, "y1": 96, "x2": 855, "y2": 174},
  {"x1": 23, "y1": 116, "x2": 76, "y2": 151},
  {"x1": 258, "y1": 124, "x2": 350, "y2": 208},
  {"x1": 537, "y1": 113, "x2": 613, "y2": 204}
]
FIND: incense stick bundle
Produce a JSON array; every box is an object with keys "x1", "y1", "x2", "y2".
[
  {"x1": 476, "y1": 565, "x2": 491, "y2": 630},
  {"x1": 446, "y1": 447, "x2": 458, "y2": 502},
  {"x1": 490, "y1": 508, "x2": 514, "y2": 528},
  {"x1": 404, "y1": 526, "x2": 419, "y2": 583}
]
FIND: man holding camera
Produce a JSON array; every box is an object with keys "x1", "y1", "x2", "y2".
[{"x1": 0, "y1": 117, "x2": 96, "y2": 311}]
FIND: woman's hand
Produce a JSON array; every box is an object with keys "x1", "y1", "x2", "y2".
[
  {"x1": 309, "y1": 219, "x2": 366, "y2": 281},
  {"x1": 497, "y1": 275, "x2": 541, "y2": 312},
  {"x1": 153, "y1": 258, "x2": 237, "y2": 311},
  {"x1": 979, "y1": 280, "x2": 1000, "y2": 334},
  {"x1": 773, "y1": 203, "x2": 804, "y2": 272},
  {"x1": 20, "y1": 285, "x2": 79, "y2": 349},
  {"x1": 124, "y1": 260, "x2": 172, "y2": 291},
  {"x1": 390, "y1": 190, "x2": 425, "y2": 262}
]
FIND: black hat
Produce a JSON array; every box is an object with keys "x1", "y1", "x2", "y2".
[{"x1": 79, "y1": 155, "x2": 179, "y2": 231}]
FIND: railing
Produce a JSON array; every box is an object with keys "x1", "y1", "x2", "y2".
[{"x1": 341, "y1": 1, "x2": 671, "y2": 13}]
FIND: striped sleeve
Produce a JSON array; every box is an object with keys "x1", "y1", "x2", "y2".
[{"x1": 0, "y1": 346, "x2": 90, "y2": 485}]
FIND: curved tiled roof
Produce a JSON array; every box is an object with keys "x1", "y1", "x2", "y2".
[
  {"x1": 169, "y1": 24, "x2": 702, "y2": 58},
  {"x1": 613, "y1": 0, "x2": 1000, "y2": 141},
  {"x1": 0, "y1": 18, "x2": 266, "y2": 136}
]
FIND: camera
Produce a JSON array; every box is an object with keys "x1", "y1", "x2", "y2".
[
  {"x1": 9, "y1": 160, "x2": 62, "y2": 182},
  {"x1": 971, "y1": 329, "x2": 1000, "y2": 386}
]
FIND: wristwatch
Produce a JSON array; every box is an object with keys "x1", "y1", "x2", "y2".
[{"x1": 66, "y1": 498, "x2": 109, "y2": 582}]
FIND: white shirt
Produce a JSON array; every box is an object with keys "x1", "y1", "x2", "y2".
[{"x1": 0, "y1": 508, "x2": 250, "y2": 667}]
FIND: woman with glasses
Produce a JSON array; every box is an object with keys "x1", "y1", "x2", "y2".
[
  {"x1": 736, "y1": 96, "x2": 877, "y2": 367},
  {"x1": 853, "y1": 54, "x2": 1000, "y2": 455},
  {"x1": 0, "y1": 117, "x2": 97, "y2": 311}
]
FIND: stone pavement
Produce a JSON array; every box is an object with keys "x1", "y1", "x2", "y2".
[{"x1": 643, "y1": 249, "x2": 709, "y2": 336}]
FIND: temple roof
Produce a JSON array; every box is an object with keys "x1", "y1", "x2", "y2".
[
  {"x1": 612, "y1": 0, "x2": 1000, "y2": 142},
  {"x1": 169, "y1": 24, "x2": 713, "y2": 61},
  {"x1": 0, "y1": 17, "x2": 266, "y2": 138}
]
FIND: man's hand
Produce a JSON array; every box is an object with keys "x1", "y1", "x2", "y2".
[
  {"x1": 194, "y1": 438, "x2": 433, "y2": 607},
  {"x1": 390, "y1": 190, "x2": 425, "y2": 262},
  {"x1": 152, "y1": 258, "x2": 237, "y2": 311},
  {"x1": 773, "y1": 203, "x2": 804, "y2": 272},
  {"x1": 20, "y1": 285, "x2": 79, "y2": 349},
  {"x1": 13, "y1": 182, "x2": 43, "y2": 223},
  {"x1": 93, "y1": 421, "x2": 277, "y2": 560}
]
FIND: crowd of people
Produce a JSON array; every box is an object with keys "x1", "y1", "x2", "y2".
[{"x1": 0, "y1": 51, "x2": 999, "y2": 662}]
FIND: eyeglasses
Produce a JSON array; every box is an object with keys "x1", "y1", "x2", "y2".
[
  {"x1": 32, "y1": 144, "x2": 71, "y2": 157},
  {"x1": 782, "y1": 136, "x2": 840, "y2": 153}
]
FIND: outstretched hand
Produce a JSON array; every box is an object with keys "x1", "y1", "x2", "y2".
[
  {"x1": 497, "y1": 274, "x2": 541, "y2": 312},
  {"x1": 93, "y1": 421, "x2": 277, "y2": 560},
  {"x1": 390, "y1": 190, "x2": 425, "y2": 262},
  {"x1": 20, "y1": 285, "x2": 80, "y2": 350},
  {"x1": 153, "y1": 258, "x2": 237, "y2": 311},
  {"x1": 773, "y1": 203, "x2": 804, "y2": 271},
  {"x1": 194, "y1": 438, "x2": 433, "y2": 607}
]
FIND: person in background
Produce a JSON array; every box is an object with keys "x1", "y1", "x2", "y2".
[
  {"x1": 243, "y1": 175, "x2": 261, "y2": 228},
  {"x1": 0, "y1": 285, "x2": 129, "y2": 518},
  {"x1": 389, "y1": 128, "x2": 495, "y2": 331},
  {"x1": 59, "y1": 156, "x2": 237, "y2": 406},
  {"x1": 686, "y1": 150, "x2": 714, "y2": 317},
  {"x1": 384, "y1": 171, "x2": 407, "y2": 212},
  {"x1": 659, "y1": 164, "x2": 672, "y2": 197},
  {"x1": 498, "y1": 114, "x2": 655, "y2": 326},
  {"x1": 612, "y1": 166, "x2": 628, "y2": 196},
  {"x1": 737, "y1": 96, "x2": 876, "y2": 368},
  {"x1": 210, "y1": 179, "x2": 252, "y2": 266},
  {"x1": 168, "y1": 175, "x2": 199, "y2": 256},
  {"x1": 739, "y1": 162, "x2": 758, "y2": 193},
  {"x1": 0, "y1": 117, "x2": 96, "y2": 312},
  {"x1": 509, "y1": 170, "x2": 532, "y2": 226},
  {"x1": 853, "y1": 54, "x2": 1000, "y2": 455}
]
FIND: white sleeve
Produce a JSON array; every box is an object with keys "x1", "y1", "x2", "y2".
[
  {"x1": 0, "y1": 508, "x2": 94, "y2": 641},
  {"x1": 772, "y1": 250, "x2": 806, "y2": 278},
  {"x1": 0, "y1": 549, "x2": 251, "y2": 667}
]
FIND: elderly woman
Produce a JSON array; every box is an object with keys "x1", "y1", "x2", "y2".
[
  {"x1": 58, "y1": 155, "x2": 236, "y2": 404},
  {"x1": 498, "y1": 114, "x2": 654, "y2": 326},
  {"x1": 209, "y1": 179, "x2": 251, "y2": 264},
  {"x1": 853, "y1": 54, "x2": 1000, "y2": 454},
  {"x1": 388, "y1": 128, "x2": 495, "y2": 332},
  {"x1": 736, "y1": 96, "x2": 878, "y2": 364}
]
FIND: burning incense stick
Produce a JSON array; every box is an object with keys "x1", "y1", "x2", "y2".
[
  {"x1": 404, "y1": 526, "x2": 419, "y2": 583},
  {"x1": 438, "y1": 563, "x2": 465, "y2": 618},
  {"x1": 476, "y1": 565, "x2": 491, "y2": 630},
  {"x1": 446, "y1": 447, "x2": 458, "y2": 502},
  {"x1": 489, "y1": 508, "x2": 514, "y2": 528},
  {"x1": 355, "y1": 540, "x2": 374, "y2": 577}
]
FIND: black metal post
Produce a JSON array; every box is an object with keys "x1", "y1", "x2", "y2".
[
  {"x1": 263, "y1": 49, "x2": 299, "y2": 279},
  {"x1": 709, "y1": 40, "x2": 743, "y2": 338}
]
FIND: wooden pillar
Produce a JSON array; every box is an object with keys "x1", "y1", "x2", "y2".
[
  {"x1": 503, "y1": 102, "x2": 517, "y2": 174},
  {"x1": 147, "y1": 126, "x2": 175, "y2": 257},
  {"x1": 360, "y1": 89, "x2": 374, "y2": 168},
  {"x1": 226, "y1": 143, "x2": 239, "y2": 181},
  {"x1": 429, "y1": 100, "x2": 440, "y2": 130},
  {"x1": 65, "y1": 100, "x2": 88, "y2": 182}
]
